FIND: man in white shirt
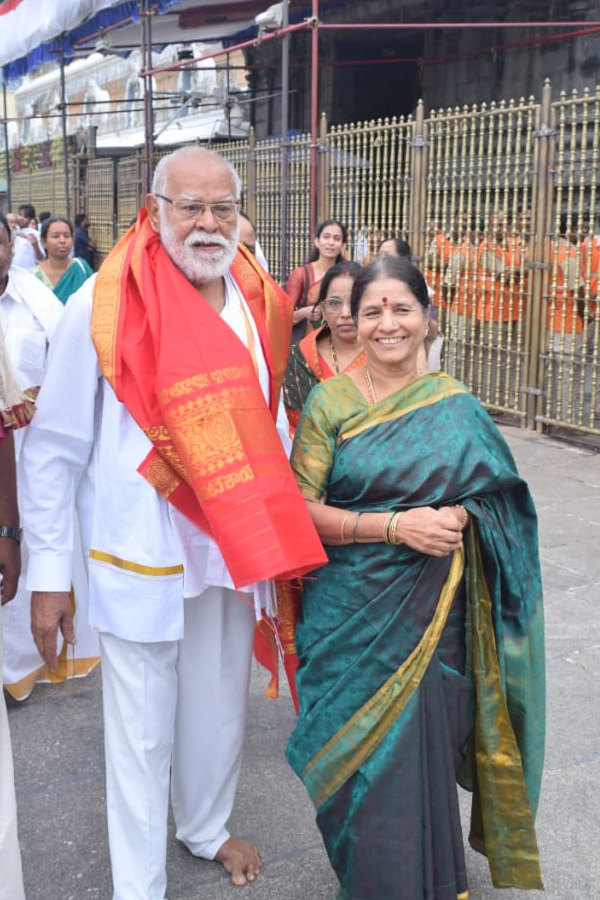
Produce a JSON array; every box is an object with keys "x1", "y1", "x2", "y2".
[
  {"x1": 12, "y1": 204, "x2": 43, "y2": 271},
  {"x1": 22, "y1": 147, "x2": 325, "y2": 900},
  {"x1": 0, "y1": 214, "x2": 95, "y2": 702}
]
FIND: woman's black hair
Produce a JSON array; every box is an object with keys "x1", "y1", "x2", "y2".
[
  {"x1": 307, "y1": 218, "x2": 348, "y2": 263},
  {"x1": 313, "y1": 260, "x2": 362, "y2": 311},
  {"x1": 350, "y1": 256, "x2": 430, "y2": 320},
  {"x1": 0, "y1": 213, "x2": 12, "y2": 242},
  {"x1": 41, "y1": 215, "x2": 73, "y2": 242},
  {"x1": 377, "y1": 237, "x2": 412, "y2": 259}
]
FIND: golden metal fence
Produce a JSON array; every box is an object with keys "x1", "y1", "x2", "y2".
[
  {"x1": 86, "y1": 157, "x2": 115, "y2": 263},
  {"x1": 539, "y1": 86, "x2": 600, "y2": 436},
  {"x1": 417, "y1": 96, "x2": 539, "y2": 424},
  {"x1": 327, "y1": 114, "x2": 413, "y2": 263},
  {"x1": 9, "y1": 167, "x2": 68, "y2": 218},
  {"x1": 5, "y1": 80, "x2": 600, "y2": 440},
  {"x1": 116, "y1": 156, "x2": 143, "y2": 237}
]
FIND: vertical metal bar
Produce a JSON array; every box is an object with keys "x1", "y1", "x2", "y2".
[
  {"x1": 141, "y1": 0, "x2": 154, "y2": 194},
  {"x1": 318, "y1": 112, "x2": 329, "y2": 223},
  {"x1": 310, "y1": 0, "x2": 319, "y2": 235},
  {"x1": 2, "y1": 80, "x2": 10, "y2": 210},
  {"x1": 410, "y1": 100, "x2": 425, "y2": 264},
  {"x1": 59, "y1": 35, "x2": 70, "y2": 220},
  {"x1": 528, "y1": 79, "x2": 554, "y2": 430},
  {"x1": 279, "y1": 0, "x2": 290, "y2": 282},
  {"x1": 246, "y1": 128, "x2": 257, "y2": 222}
]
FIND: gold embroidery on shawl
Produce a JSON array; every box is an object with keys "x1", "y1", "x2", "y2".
[
  {"x1": 303, "y1": 547, "x2": 465, "y2": 809},
  {"x1": 92, "y1": 230, "x2": 131, "y2": 383},
  {"x1": 202, "y1": 465, "x2": 255, "y2": 499},
  {"x1": 142, "y1": 454, "x2": 180, "y2": 497},
  {"x1": 157, "y1": 366, "x2": 252, "y2": 404}
]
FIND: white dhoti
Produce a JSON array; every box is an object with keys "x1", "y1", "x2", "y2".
[
  {"x1": 0, "y1": 606, "x2": 25, "y2": 900},
  {"x1": 99, "y1": 586, "x2": 256, "y2": 900}
]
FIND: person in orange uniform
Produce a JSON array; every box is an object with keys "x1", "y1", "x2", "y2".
[
  {"x1": 425, "y1": 219, "x2": 451, "y2": 309},
  {"x1": 443, "y1": 216, "x2": 479, "y2": 381},
  {"x1": 547, "y1": 214, "x2": 584, "y2": 419},
  {"x1": 475, "y1": 210, "x2": 523, "y2": 404}
]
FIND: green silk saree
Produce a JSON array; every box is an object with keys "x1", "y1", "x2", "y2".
[{"x1": 287, "y1": 372, "x2": 545, "y2": 900}]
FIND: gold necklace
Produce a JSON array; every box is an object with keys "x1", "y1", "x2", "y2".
[
  {"x1": 364, "y1": 367, "x2": 378, "y2": 404},
  {"x1": 329, "y1": 338, "x2": 339, "y2": 374}
]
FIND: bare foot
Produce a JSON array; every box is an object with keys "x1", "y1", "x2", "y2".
[{"x1": 215, "y1": 837, "x2": 261, "y2": 886}]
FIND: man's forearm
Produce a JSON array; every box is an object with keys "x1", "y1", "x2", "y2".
[
  {"x1": 0, "y1": 431, "x2": 19, "y2": 525},
  {"x1": 0, "y1": 431, "x2": 21, "y2": 604}
]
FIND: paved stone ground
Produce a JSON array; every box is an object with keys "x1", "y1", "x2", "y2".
[{"x1": 7, "y1": 425, "x2": 600, "y2": 900}]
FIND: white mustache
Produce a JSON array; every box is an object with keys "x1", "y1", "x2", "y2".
[{"x1": 186, "y1": 231, "x2": 229, "y2": 249}]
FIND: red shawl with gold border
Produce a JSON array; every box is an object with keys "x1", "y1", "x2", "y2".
[{"x1": 91, "y1": 210, "x2": 326, "y2": 589}]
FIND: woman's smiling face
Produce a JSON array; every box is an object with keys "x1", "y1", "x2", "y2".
[{"x1": 356, "y1": 277, "x2": 428, "y2": 369}]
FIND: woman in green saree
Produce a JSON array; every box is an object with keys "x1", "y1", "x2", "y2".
[
  {"x1": 33, "y1": 216, "x2": 93, "y2": 304},
  {"x1": 286, "y1": 256, "x2": 545, "y2": 900}
]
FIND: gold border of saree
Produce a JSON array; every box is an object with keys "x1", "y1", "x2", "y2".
[{"x1": 302, "y1": 546, "x2": 465, "y2": 810}]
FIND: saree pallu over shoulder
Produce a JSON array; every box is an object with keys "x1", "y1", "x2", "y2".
[
  {"x1": 288, "y1": 373, "x2": 545, "y2": 893},
  {"x1": 91, "y1": 211, "x2": 327, "y2": 588}
]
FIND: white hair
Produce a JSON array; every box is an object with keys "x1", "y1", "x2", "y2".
[{"x1": 151, "y1": 146, "x2": 242, "y2": 199}]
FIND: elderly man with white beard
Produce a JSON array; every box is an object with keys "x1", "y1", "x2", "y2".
[{"x1": 21, "y1": 147, "x2": 326, "y2": 900}]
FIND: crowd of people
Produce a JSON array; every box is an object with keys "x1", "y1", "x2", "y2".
[
  {"x1": 0, "y1": 149, "x2": 546, "y2": 900},
  {"x1": 425, "y1": 209, "x2": 600, "y2": 412}
]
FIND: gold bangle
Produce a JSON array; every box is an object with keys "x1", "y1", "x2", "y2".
[
  {"x1": 383, "y1": 512, "x2": 396, "y2": 544},
  {"x1": 390, "y1": 511, "x2": 404, "y2": 545},
  {"x1": 351, "y1": 512, "x2": 362, "y2": 543},
  {"x1": 340, "y1": 513, "x2": 351, "y2": 544}
]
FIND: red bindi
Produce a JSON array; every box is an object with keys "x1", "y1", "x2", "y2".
[{"x1": 381, "y1": 296, "x2": 389, "y2": 306}]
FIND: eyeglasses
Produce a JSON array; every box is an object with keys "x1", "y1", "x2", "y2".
[
  {"x1": 155, "y1": 194, "x2": 240, "y2": 222},
  {"x1": 323, "y1": 297, "x2": 351, "y2": 313}
]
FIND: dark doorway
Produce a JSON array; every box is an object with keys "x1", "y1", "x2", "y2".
[{"x1": 328, "y1": 31, "x2": 423, "y2": 124}]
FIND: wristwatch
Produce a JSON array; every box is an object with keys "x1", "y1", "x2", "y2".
[{"x1": 0, "y1": 525, "x2": 22, "y2": 544}]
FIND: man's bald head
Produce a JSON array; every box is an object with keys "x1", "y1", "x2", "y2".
[{"x1": 151, "y1": 147, "x2": 241, "y2": 200}]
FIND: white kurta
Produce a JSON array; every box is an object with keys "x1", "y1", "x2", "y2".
[
  {"x1": 22, "y1": 272, "x2": 292, "y2": 638},
  {"x1": 1, "y1": 266, "x2": 99, "y2": 699}
]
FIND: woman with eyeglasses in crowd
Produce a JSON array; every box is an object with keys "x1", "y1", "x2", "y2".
[{"x1": 283, "y1": 261, "x2": 364, "y2": 435}]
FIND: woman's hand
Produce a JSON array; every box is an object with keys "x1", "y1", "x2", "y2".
[
  {"x1": 293, "y1": 305, "x2": 315, "y2": 324},
  {"x1": 396, "y1": 506, "x2": 464, "y2": 557}
]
